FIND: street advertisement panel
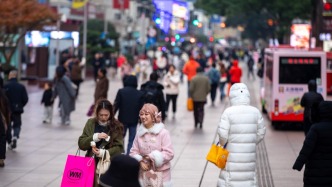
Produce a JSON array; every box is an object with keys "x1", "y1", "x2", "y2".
[
  {"x1": 171, "y1": 1, "x2": 189, "y2": 33},
  {"x1": 153, "y1": 0, "x2": 173, "y2": 34},
  {"x1": 290, "y1": 24, "x2": 311, "y2": 49},
  {"x1": 25, "y1": 31, "x2": 79, "y2": 47}
]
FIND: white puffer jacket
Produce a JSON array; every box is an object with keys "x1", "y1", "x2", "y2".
[{"x1": 217, "y1": 83, "x2": 265, "y2": 187}]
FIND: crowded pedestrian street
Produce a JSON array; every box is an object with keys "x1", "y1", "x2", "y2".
[
  {"x1": 1, "y1": 1, "x2": 332, "y2": 186},
  {"x1": 0, "y1": 62, "x2": 328, "y2": 187}
]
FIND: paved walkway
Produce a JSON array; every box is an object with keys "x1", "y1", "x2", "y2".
[{"x1": 0, "y1": 63, "x2": 330, "y2": 187}]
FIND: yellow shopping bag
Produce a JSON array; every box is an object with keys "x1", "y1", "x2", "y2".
[
  {"x1": 206, "y1": 143, "x2": 229, "y2": 169},
  {"x1": 187, "y1": 98, "x2": 194, "y2": 111}
]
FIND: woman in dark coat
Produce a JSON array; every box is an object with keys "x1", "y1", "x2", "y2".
[
  {"x1": 293, "y1": 101, "x2": 332, "y2": 187},
  {"x1": 94, "y1": 68, "x2": 109, "y2": 103}
]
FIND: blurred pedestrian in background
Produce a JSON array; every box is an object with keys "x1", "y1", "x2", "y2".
[
  {"x1": 189, "y1": 67, "x2": 210, "y2": 128},
  {"x1": 183, "y1": 56, "x2": 200, "y2": 96},
  {"x1": 141, "y1": 72, "x2": 166, "y2": 122},
  {"x1": 70, "y1": 57, "x2": 85, "y2": 98},
  {"x1": 41, "y1": 82, "x2": 54, "y2": 124},
  {"x1": 247, "y1": 54, "x2": 255, "y2": 80},
  {"x1": 114, "y1": 75, "x2": 144, "y2": 155},
  {"x1": 99, "y1": 154, "x2": 140, "y2": 187},
  {"x1": 300, "y1": 80, "x2": 324, "y2": 136},
  {"x1": 130, "y1": 104, "x2": 174, "y2": 187},
  {"x1": 120, "y1": 60, "x2": 133, "y2": 84},
  {"x1": 293, "y1": 101, "x2": 332, "y2": 187},
  {"x1": 156, "y1": 53, "x2": 168, "y2": 79},
  {"x1": 53, "y1": 66, "x2": 76, "y2": 126},
  {"x1": 0, "y1": 90, "x2": 10, "y2": 167},
  {"x1": 94, "y1": 68, "x2": 109, "y2": 103},
  {"x1": 219, "y1": 62, "x2": 228, "y2": 101},
  {"x1": 229, "y1": 59, "x2": 242, "y2": 85},
  {"x1": 4, "y1": 70, "x2": 28, "y2": 150},
  {"x1": 206, "y1": 63, "x2": 220, "y2": 106},
  {"x1": 164, "y1": 64, "x2": 180, "y2": 119},
  {"x1": 78, "y1": 99, "x2": 124, "y2": 187},
  {"x1": 108, "y1": 52, "x2": 118, "y2": 79},
  {"x1": 217, "y1": 83, "x2": 265, "y2": 187},
  {"x1": 92, "y1": 53, "x2": 104, "y2": 82}
]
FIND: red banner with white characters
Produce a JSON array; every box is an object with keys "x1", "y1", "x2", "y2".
[{"x1": 113, "y1": 0, "x2": 129, "y2": 9}]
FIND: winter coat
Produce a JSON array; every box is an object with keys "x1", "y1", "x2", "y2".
[
  {"x1": 189, "y1": 73, "x2": 211, "y2": 102},
  {"x1": 78, "y1": 118, "x2": 124, "y2": 187},
  {"x1": 4, "y1": 78, "x2": 28, "y2": 114},
  {"x1": 78, "y1": 118, "x2": 124, "y2": 158},
  {"x1": 41, "y1": 89, "x2": 53, "y2": 106},
  {"x1": 70, "y1": 63, "x2": 83, "y2": 81},
  {"x1": 163, "y1": 70, "x2": 180, "y2": 95},
  {"x1": 141, "y1": 81, "x2": 166, "y2": 121},
  {"x1": 130, "y1": 123, "x2": 174, "y2": 187},
  {"x1": 53, "y1": 75, "x2": 76, "y2": 114},
  {"x1": 182, "y1": 59, "x2": 200, "y2": 81},
  {"x1": 301, "y1": 80, "x2": 324, "y2": 135},
  {"x1": 217, "y1": 83, "x2": 265, "y2": 187},
  {"x1": 156, "y1": 57, "x2": 167, "y2": 69},
  {"x1": 229, "y1": 60, "x2": 242, "y2": 83},
  {"x1": 94, "y1": 76, "x2": 109, "y2": 103},
  {"x1": 206, "y1": 67, "x2": 221, "y2": 85},
  {"x1": 114, "y1": 75, "x2": 144, "y2": 125},
  {"x1": 293, "y1": 101, "x2": 332, "y2": 187}
]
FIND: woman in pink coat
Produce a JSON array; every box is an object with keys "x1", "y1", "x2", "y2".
[{"x1": 130, "y1": 104, "x2": 174, "y2": 187}]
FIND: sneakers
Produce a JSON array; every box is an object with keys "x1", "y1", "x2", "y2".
[
  {"x1": 0, "y1": 159, "x2": 4, "y2": 167},
  {"x1": 12, "y1": 138, "x2": 17, "y2": 149},
  {"x1": 8, "y1": 138, "x2": 17, "y2": 150}
]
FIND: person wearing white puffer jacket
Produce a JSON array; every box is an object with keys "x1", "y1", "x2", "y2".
[{"x1": 217, "y1": 83, "x2": 266, "y2": 187}]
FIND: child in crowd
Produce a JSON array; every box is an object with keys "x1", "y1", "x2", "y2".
[{"x1": 41, "y1": 82, "x2": 54, "y2": 124}]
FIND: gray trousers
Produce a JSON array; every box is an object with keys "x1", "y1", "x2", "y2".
[
  {"x1": 43, "y1": 106, "x2": 53, "y2": 122},
  {"x1": 60, "y1": 105, "x2": 70, "y2": 124}
]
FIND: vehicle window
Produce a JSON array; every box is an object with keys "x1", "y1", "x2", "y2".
[{"x1": 279, "y1": 57, "x2": 321, "y2": 84}]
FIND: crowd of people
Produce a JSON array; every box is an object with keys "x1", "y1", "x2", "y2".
[{"x1": 0, "y1": 45, "x2": 331, "y2": 187}]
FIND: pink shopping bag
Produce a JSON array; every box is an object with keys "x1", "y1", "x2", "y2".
[{"x1": 61, "y1": 155, "x2": 95, "y2": 187}]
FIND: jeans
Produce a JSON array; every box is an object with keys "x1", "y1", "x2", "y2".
[
  {"x1": 210, "y1": 83, "x2": 218, "y2": 103},
  {"x1": 193, "y1": 101, "x2": 206, "y2": 127},
  {"x1": 166, "y1": 94, "x2": 178, "y2": 113},
  {"x1": 123, "y1": 123, "x2": 138, "y2": 155},
  {"x1": 219, "y1": 82, "x2": 226, "y2": 100},
  {"x1": 6, "y1": 113, "x2": 22, "y2": 144}
]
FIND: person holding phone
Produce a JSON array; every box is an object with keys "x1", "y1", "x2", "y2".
[{"x1": 78, "y1": 99, "x2": 124, "y2": 187}]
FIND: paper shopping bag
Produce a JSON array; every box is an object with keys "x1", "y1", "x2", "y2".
[{"x1": 61, "y1": 155, "x2": 95, "y2": 187}]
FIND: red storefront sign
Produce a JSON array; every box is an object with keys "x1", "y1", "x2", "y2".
[{"x1": 113, "y1": 0, "x2": 129, "y2": 9}]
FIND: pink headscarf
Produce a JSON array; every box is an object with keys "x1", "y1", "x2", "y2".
[{"x1": 139, "y1": 104, "x2": 162, "y2": 123}]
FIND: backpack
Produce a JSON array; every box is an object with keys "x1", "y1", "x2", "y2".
[
  {"x1": 142, "y1": 84, "x2": 159, "y2": 106},
  {"x1": 211, "y1": 70, "x2": 219, "y2": 84}
]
